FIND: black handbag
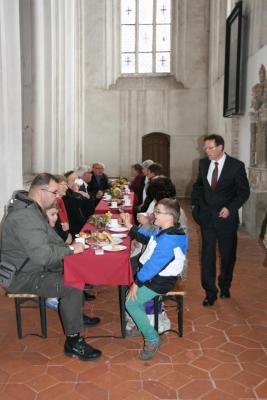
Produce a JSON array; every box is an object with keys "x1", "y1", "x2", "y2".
[{"x1": 0, "y1": 258, "x2": 29, "y2": 289}]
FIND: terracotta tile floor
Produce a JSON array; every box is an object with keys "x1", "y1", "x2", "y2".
[{"x1": 0, "y1": 201, "x2": 267, "y2": 399}]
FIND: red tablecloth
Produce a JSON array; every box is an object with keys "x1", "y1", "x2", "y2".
[
  {"x1": 64, "y1": 221, "x2": 133, "y2": 290},
  {"x1": 95, "y1": 193, "x2": 135, "y2": 215}
]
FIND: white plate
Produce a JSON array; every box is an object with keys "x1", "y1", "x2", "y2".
[
  {"x1": 111, "y1": 233, "x2": 127, "y2": 238},
  {"x1": 124, "y1": 203, "x2": 132, "y2": 207},
  {"x1": 84, "y1": 244, "x2": 90, "y2": 250},
  {"x1": 109, "y1": 206, "x2": 118, "y2": 209},
  {"x1": 102, "y1": 245, "x2": 127, "y2": 252},
  {"x1": 106, "y1": 226, "x2": 129, "y2": 232},
  {"x1": 98, "y1": 238, "x2": 123, "y2": 246}
]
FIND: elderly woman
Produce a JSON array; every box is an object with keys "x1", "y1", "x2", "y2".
[{"x1": 129, "y1": 163, "x2": 144, "y2": 206}]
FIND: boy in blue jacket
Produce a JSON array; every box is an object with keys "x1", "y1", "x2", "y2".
[{"x1": 121, "y1": 198, "x2": 188, "y2": 360}]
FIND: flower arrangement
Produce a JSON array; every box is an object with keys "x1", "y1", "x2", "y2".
[
  {"x1": 89, "y1": 214, "x2": 110, "y2": 228},
  {"x1": 110, "y1": 187, "x2": 121, "y2": 198}
]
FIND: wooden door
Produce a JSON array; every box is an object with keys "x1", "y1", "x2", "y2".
[{"x1": 142, "y1": 132, "x2": 170, "y2": 177}]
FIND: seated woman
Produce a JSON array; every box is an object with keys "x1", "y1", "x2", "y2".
[
  {"x1": 129, "y1": 163, "x2": 144, "y2": 206},
  {"x1": 54, "y1": 175, "x2": 72, "y2": 244},
  {"x1": 121, "y1": 198, "x2": 188, "y2": 360}
]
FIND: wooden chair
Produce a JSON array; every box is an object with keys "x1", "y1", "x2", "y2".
[
  {"x1": 153, "y1": 280, "x2": 186, "y2": 337},
  {"x1": 6, "y1": 293, "x2": 47, "y2": 339}
]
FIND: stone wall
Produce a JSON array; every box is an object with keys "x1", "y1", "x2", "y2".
[{"x1": 208, "y1": 0, "x2": 267, "y2": 236}]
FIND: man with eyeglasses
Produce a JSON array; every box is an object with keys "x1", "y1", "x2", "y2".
[
  {"x1": 191, "y1": 134, "x2": 250, "y2": 306},
  {"x1": 1, "y1": 173, "x2": 102, "y2": 361}
]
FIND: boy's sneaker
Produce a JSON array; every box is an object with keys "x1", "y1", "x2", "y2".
[
  {"x1": 140, "y1": 336, "x2": 163, "y2": 360},
  {"x1": 64, "y1": 337, "x2": 102, "y2": 361}
]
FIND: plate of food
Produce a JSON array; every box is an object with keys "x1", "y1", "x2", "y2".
[
  {"x1": 76, "y1": 231, "x2": 90, "y2": 239},
  {"x1": 106, "y1": 226, "x2": 129, "y2": 232},
  {"x1": 111, "y1": 233, "x2": 127, "y2": 238},
  {"x1": 102, "y1": 245, "x2": 127, "y2": 252},
  {"x1": 85, "y1": 231, "x2": 122, "y2": 246}
]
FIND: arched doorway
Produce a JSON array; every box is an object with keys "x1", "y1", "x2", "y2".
[{"x1": 142, "y1": 132, "x2": 170, "y2": 176}]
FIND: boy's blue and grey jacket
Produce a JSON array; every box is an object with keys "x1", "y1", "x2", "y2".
[{"x1": 129, "y1": 225, "x2": 188, "y2": 294}]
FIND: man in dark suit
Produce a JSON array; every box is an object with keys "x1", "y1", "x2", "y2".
[
  {"x1": 87, "y1": 162, "x2": 110, "y2": 203},
  {"x1": 191, "y1": 134, "x2": 250, "y2": 306}
]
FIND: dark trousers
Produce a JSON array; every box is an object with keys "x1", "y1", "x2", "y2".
[
  {"x1": 13, "y1": 271, "x2": 83, "y2": 336},
  {"x1": 200, "y1": 223, "x2": 237, "y2": 299}
]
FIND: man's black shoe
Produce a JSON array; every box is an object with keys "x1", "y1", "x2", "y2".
[
  {"x1": 220, "y1": 290, "x2": 230, "y2": 299},
  {"x1": 202, "y1": 297, "x2": 217, "y2": 307},
  {"x1": 64, "y1": 337, "x2": 101, "y2": 361},
  {"x1": 83, "y1": 314, "x2": 100, "y2": 327},
  {"x1": 83, "y1": 292, "x2": 96, "y2": 301}
]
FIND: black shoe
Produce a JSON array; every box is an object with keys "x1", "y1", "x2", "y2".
[
  {"x1": 220, "y1": 290, "x2": 230, "y2": 299},
  {"x1": 64, "y1": 337, "x2": 102, "y2": 361},
  {"x1": 83, "y1": 292, "x2": 96, "y2": 301},
  {"x1": 83, "y1": 314, "x2": 100, "y2": 327},
  {"x1": 202, "y1": 297, "x2": 217, "y2": 307}
]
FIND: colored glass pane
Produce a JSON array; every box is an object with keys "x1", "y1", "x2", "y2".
[
  {"x1": 156, "y1": 52, "x2": 170, "y2": 72},
  {"x1": 156, "y1": 0, "x2": 171, "y2": 24},
  {"x1": 156, "y1": 24, "x2": 170, "y2": 51},
  {"x1": 121, "y1": 53, "x2": 136, "y2": 73},
  {"x1": 139, "y1": 0, "x2": 153, "y2": 24},
  {"x1": 121, "y1": 0, "x2": 136, "y2": 24},
  {"x1": 121, "y1": 25, "x2": 135, "y2": 53},
  {"x1": 138, "y1": 53, "x2": 153, "y2": 73},
  {"x1": 139, "y1": 25, "x2": 153, "y2": 52}
]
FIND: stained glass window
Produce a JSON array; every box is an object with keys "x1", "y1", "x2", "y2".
[{"x1": 121, "y1": 0, "x2": 171, "y2": 74}]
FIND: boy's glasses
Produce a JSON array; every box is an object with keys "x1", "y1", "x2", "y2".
[{"x1": 154, "y1": 208, "x2": 172, "y2": 215}]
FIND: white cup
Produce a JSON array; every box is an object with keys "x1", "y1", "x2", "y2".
[
  {"x1": 75, "y1": 237, "x2": 85, "y2": 245},
  {"x1": 124, "y1": 200, "x2": 131, "y2": 206},
  {"x1": 109, "y1": 219, "x2": 119, "y2": 228},
  {"x1": 111, "y1": 201, "x2": 117, "y2": 207},
  {"x1": 123, "y1": 195, "x2": 129, "y2": 201}
]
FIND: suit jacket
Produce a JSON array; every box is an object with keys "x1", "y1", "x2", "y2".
[
  {"x1": 79, "y1": 183, "x2": 97, "y2": 205},
  {"x1": 87, "y1": 173, "x2": 109, "y2": 196},
  {"x1": 136, "y1": 175, "x2": 146, "y2": 205},
  {"x1": 191, "y1": 154, "x2": 250, "y2": 229}
]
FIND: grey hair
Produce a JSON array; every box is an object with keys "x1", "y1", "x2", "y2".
[
  {"x1": 76, "y1": 166, "x2": 91, "y2": 178},
  {"x1": 92, "y1": 162, "x2": 105, "y2": 169},
  {"x1": 141, "y1": 159, "x2": 154, "y2": 168}
]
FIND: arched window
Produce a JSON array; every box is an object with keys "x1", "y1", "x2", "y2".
[{"x1": 120, "y1": 0, "x2": 171, "y2": 74}]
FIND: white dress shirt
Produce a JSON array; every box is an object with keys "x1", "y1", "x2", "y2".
[{"x1": 207, "y1": 153, "x2": 226, "y2": 186}]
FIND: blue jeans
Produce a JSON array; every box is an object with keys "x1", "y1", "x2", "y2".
[{"x1": 126, "y1": 285, "x2": 159, "y2": 341}]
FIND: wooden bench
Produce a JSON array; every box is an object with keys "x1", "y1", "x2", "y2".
[
  {"x1": 6, "y1": 293, "x2": 47, "y2": 339},
  {"x1": 153, "y1": 280, "x2": 186, "y2": 337}
]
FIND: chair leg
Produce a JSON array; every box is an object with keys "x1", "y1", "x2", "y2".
[
  {"x1": 177, "y1": 295, "x2": 183, "y2": 337},
  {"x1": 39, "y1": 297, "x2": 47, "y2": 338},
  {"x1": 14, "y1": 298, "x2": 23, "y2": 339},
  {"x1": 153, "y1": 296, "x2": 160, "y2": 332}
]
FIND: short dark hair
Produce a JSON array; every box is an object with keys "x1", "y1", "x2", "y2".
[
  {"x1": 149, "y1": 175, "x2": 176, "y2": 201},
  {"x1": 30, "y1": 173, "x2": 58, "y2": 190},
  {"x1": 204, "y1": 134, "x2": 224, "y2": 149},
  {"x1": 156, "y1": 198, "x2": 181, "y2": 224},
  {"x1": 148, "y1": 163, "x2": 162, "y2": 176},
  {"x1": 64, "y1": 170, "x2": 75, "y2": 179},
  {"x1": 131, "y1": 163, "x2": 143, "y2": 174}
]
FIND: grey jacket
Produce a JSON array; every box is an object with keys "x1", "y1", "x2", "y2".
[{"x1": 1, "y1": 191, "x2": 72, "y2": 292}]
